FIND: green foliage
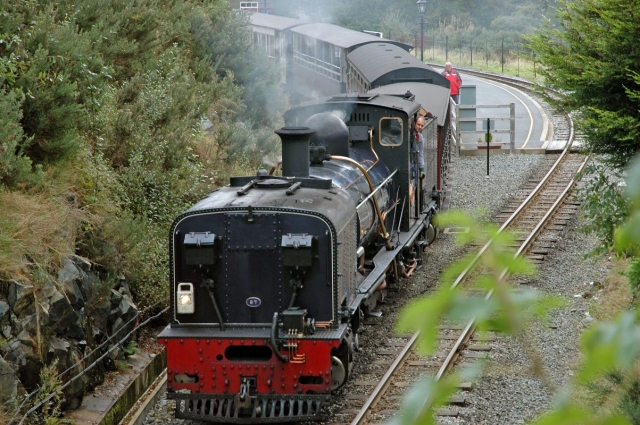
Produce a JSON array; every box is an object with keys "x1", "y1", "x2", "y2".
[
  {"x1": 527, "y1": 0, "x2": 640, "y2": 169},
  {"x1": 15, "y1": 41, "x2": 85, "y2": 165},
  {"x1": 109, "y1": 47, "x2": 212, "y2": 224},
  {"x1": 615, "y1": 154, "x2": 640, "y2": 296},
  {"x1": 578, "y1": 311, "x2": 640, "y2": 384},
  {"x1": 576, "y1": 163, "x2": 630, "y2": 256},
  {"x1": 627, "y1": 259, "x2": 640, "y2": 294},
  {"x1": 532, "y1": 402, "x2": 629, "y2": 425},
  {"x1": 125, "y1": 225, "x2": 170, "y2": 309},
  {"x1": 615, "y1": 154, "x2": 640, "y2": 256},
  {"x1": 123, "y1": 340, "x2": 139, "y2": 357},
  {"x1": 0, "y1": 86, "x2": 44, "y2": 189},
  {"x1": 620, "y1": 378, "x2": 640, "y2": 424},
  {"x1": 30, "y1": 359, "x2": 63, "y2": 425},
  {"x1": 192, "y1": 6, "x2": 287, "y2": 128},
  {"x1": 389, "y1": 372, "x2": 471, "y2": 425},
  {"x1": 393, "y1": 195, "x2": 640, "y2": 425}
]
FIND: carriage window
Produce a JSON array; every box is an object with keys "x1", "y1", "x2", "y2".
[
  {"x1": 240, "y1": 2, "x2": 259, "y2": 12},
  {"x1": 379, "y1": 117, "x2": 403, "y2": 146}
]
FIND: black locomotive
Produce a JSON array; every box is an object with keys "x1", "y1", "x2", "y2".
[{"x1": 158, "y1": 87, "x2": 451, "y2": 422}]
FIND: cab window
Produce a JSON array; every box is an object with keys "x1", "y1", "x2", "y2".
[{"x1": 379, "y1": 117, "x2": 403, "y2": 146}]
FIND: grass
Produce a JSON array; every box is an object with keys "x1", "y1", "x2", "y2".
[
  {"x1": 565, "y1": 256, "x2": 636, "y2": 419},
  {"x1": 0, "y1": 190, "x2": 82, "y2": 282},
  {"x1": 416, "y1": 47, "x2": 542, "y2": 82},
  {"x1": 588, "y1": 257, "x2": 633, "y2": 322}
]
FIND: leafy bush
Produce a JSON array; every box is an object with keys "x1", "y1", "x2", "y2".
[
  {"x1": 125, "y1": 224, "x2": 170, "y2": 310},
  {"x1": 32, "y1": 359, "x2": 63, "y2": 425},
  {"x1": 620, "y1": 374, "x2": 640, "y2": 424},
  {"x1": 0, "y1": 86, "x2": 44, "y2": 189},
  {"x1": 577, "y1": 163, "x2": 629, "y2": 256},
  {"x1": 628, "y1": 259, "x2": 640, "y2": 295}
]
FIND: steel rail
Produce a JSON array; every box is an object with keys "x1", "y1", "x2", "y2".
[{"x1": 349, "y1": 332, "x2": 421, "y2": 425}]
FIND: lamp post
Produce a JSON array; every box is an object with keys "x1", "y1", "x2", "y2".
[{"x1": 417, "y1": 0, "x2": 427, "y2": 62}]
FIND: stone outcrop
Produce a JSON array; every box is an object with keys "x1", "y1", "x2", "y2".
[{"x1": 0, "y1": 257, "x2": 140, "y2": 412}]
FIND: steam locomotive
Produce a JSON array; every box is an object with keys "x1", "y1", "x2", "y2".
[{"x1": 158, "y1": 83, "x2": 452, "y2": 422}]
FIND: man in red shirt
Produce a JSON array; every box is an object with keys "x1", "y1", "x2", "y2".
[{"x1": 442, "y1": 62, "x2": 462, "y2": 104}]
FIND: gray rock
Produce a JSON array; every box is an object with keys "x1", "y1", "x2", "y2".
[
  {"x1": 58, "y1": 259, "x2": 87, "y2": 309},
  {"x1": 8, "y1": 280, "x2": 32, "y2": 315},
  {"x1": 48, "y1": 335, "x2": 71, "y2": 361},
  {"x1": 0, "y1": 356, "x2": 24, "y2": 406},
  {"x1": 0, "y1": 301, "x2": 9, "y2": 320},
  {"x1": 46, "y1": 285, "x2": 86, "y2": 339}
]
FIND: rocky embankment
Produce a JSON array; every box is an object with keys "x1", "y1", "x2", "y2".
[{"x1": 1, "y1": 258, "x2": 139, "y2": 415}]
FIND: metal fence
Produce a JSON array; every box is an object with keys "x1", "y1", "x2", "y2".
[{"x1": 389, "y1": 31, "x2": 537, "y2": 78}]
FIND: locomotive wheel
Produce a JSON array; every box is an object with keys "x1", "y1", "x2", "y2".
[
  {"x1": 330, "y1": 356, "x2": 346, "y2": 390},
  {"x1": 424, "y1": 223, "x2": 437, "y2": 246}
]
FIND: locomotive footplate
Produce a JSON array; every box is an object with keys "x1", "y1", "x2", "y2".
[{"x1": 169, "y1": 392, "x2": 329, "y2": 423}]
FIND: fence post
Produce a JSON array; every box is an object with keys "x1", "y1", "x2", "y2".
[
  {"x1": 470, "y1": 39, "x2": 473, "y2": 66},
  {"x1": 509, "y1": 102, "x2": 515, "y2": 154},
  {"x1": 486, "y1": 118, "x2": 491, "y2": 176},
  {"x1": 446, "y1": 35, "x2": 449, "y2": 61},
  {"x1": 501, "y1": 37, "x2": 504, "y2": 73},
  {"x1": 486, "y1": 41, "x2": 488, "y2": 69},
  {"x1": 456, "y1": 102, "x2": 461, "y2": 156},
  {"x1": 432, "y1": 32, "x2": 435, "y2": 59},
  {"x1": 517, "y1": 43, "x2": 520, "y2": 77}
]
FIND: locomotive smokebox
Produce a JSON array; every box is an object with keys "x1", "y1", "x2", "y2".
[{"x1": 275, "y1": 126, "x2": 315, "y2": 178}]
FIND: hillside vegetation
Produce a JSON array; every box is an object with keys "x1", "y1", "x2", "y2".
[{"x1": 0, "y1": 0, "x2": 285, "y2": 311}]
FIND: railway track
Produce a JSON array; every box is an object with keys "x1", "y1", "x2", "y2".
[{"x1": 325, "y1": 81, "x2": 589, "y2": 425}]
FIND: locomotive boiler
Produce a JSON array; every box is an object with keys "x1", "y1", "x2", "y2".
[{"x1": 158, "y1": 92, "x2": 447, "y2": 422}]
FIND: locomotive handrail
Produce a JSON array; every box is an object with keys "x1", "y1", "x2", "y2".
[
  {"x1": 356, "y1": 170, "x2": 398, "y2": 209},
  {"x1": 286, "y1": 181, "x2": 303, "y2": 195}
]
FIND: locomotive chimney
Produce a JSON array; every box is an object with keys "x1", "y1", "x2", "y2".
[{"x1": 275, "y1": 127, "x2": 315, "y2": 178}]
